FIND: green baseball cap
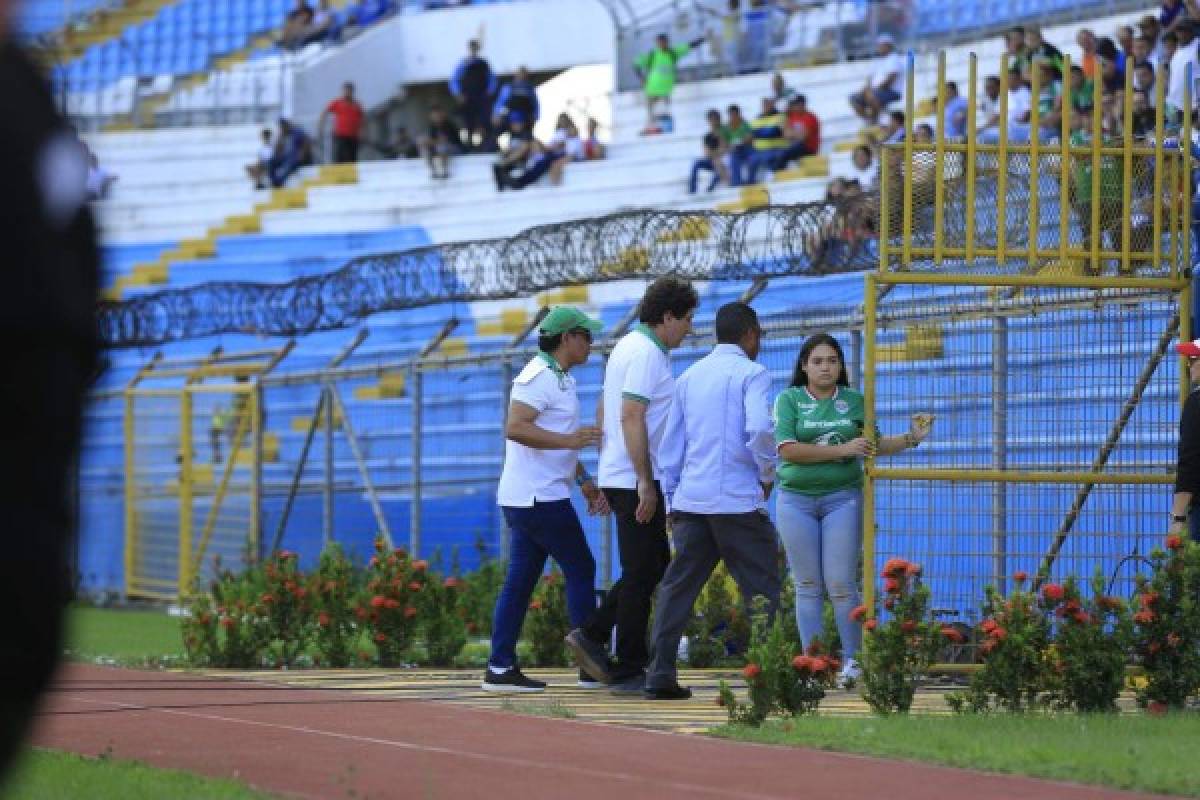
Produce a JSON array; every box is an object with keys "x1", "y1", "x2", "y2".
[{"x1": 539, "y1": 306, "x2": 603, "y2": 336}]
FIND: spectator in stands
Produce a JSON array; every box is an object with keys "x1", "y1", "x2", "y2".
[
  {"x1": 546, "y1": 113, "x2": 585, "y2": 185},
  {"x1": 246, "y1": 128, "x2": 274, "y2": 189},
  {"x1": 451, "y1": 39, "x2": 498, "y2": 152},
  {"x1": 1031, "y1": 57, "x2": 1064, "y2": 136},
  {"x1": 319, "y1": 81, "x2": 364, "y2": 164},
  {"x1": 583, "y1": 118, "x2": 606, "y2": 160},
  {"x1": 1026, "y1": 27, "x2": 1062, "y2": 79},
  {"x1": 1077, "y1": 28, "x2": 1098, "y2": 78},
  {"x1": 1069, "y1": 65, "x2": 1096, "y2": 115},
  {"x1": 1139, "y1": 15, "x2": 1165, "y2": 61},
  {"x1": 493, "y1": 66, "x2": 540, "y2": 133},
  {"x1": 742, "y1": 97, "x2": 788, "y2": 185},
  {"x1": 421, "y1": 104, "x2": 462, "y2": 180},
  {"x1": 1117, "y1": 25, "x2": 1136, "y2": 62},
  {"x1": 268, "y1": 118, "x2": 313, "y2": 188},
  {"x1": 391, "y1": 126, "x2": 419, "y2": 159},
  {"x1": 849, "y1": 34, "x2": 903, "y2": 125},
  {"x1": 1162, "y1": 0, "x2": 1187, "y2": 33},
  {"x1": 1068, "y1": 110, "x2": 1124, "y2": 271},
  {"x1": 1161, "y1": 31, "x2": 1179, "y2": 72},
  {"x1": 634, "y1": 32, "x2": 707, "y2": 134},
  {"x1": 1167, "y1": 21, "x2": 1198, "y2": 123},
  {"x1": 279, "y1": 0, "x2": 314, "y2": 50},
  {"x1": 771, "y1": 72, "x2": 795, "y2": 106},
  {"x1": 725, "y1": 103, "x2": 754, "y2": 186},
  {"x1": 1132, "y1": 88, "x2": 1158, "y2": 136},
  {"x1": 1097, "y1": 39, "x2": 1126, "y2": 93},
  {"x1": 979, "y1": 74, "x2": 1002, "y2": 134},
  {"x1": 1134, "y1": 61, "x2": 1158, "y2": 105},
  {"x1": 689, "y1": 109, "x2": 730, "y2": 194},
  {"x1": 940, "y1": 81, "x2": 968, "y2": 140},
  {"x1": 500, "y1": 138, "x2": 565, "y2": 191},
  {"x1": 492, "y1": 117, "x2": 536, "y2": 189},
  {"x1": 304, "y1": 0, "x2": 338, "y2": 46},
  {"x1": 1004, "y1": 26, "x2": 1028, "y2": 72},
  {"x1": 980, "y1": 67, "x2": 1031, "y2": 143},
  {"x1": 774, "y1": 94, "x2": 820, "y2": 171},
  {"x1": 876, "y1": 109, "x2": 905, "y2": 145},
  {"x1": 849, "y1": 144, "x2": 876, "y2": 191},
  {"x1": 716, "y1": 0, "x2": 743, "y2": 77},
  {"x1": 1134, "y1": 35, "x2": 1158, "y2": 69},
  {"x1": 84, "y1": 147, "x2": 116, "y2": 202}
]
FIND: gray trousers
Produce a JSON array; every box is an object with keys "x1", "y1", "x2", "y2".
[{"x1": 646, "y1": 509, "x2": 781, "y2": 689}]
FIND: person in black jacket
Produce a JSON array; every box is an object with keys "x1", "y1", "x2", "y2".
[
  {"x1": 0, "y1": 5, "x2": 100, "y2": 779},
  {"x1": 450, "y1": 39, "x2": 497, "y2": 152},
  {"x1": 1170, "y1": 338, "x2": 1200, "y2": 542}
]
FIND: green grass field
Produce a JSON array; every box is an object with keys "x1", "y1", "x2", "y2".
[
  {"x1": 64, "y1": 606, "x2": 186, "y2": 667},
  {"x1": 1, "y1": 750, "x2": 277, "y2": 799},
  {"x1": 713, "y1": 713, "x2": 1200, "y2": 797}
]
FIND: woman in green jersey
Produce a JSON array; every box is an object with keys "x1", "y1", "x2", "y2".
[{"x1": 774, "y1": 333, "x2": 932, "y2": 686}]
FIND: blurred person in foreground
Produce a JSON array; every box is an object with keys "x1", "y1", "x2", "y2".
[{"x1": 0, "y1": 0, "x2": 99, "y2": 778}]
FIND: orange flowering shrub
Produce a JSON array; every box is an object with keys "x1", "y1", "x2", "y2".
[
  {"x1": 360, "y1": 537, "x2": 425, "y2": 666},
  {"x1": 857, "y1": 558, "x2": 941, "y2": 714},
  {"x1": 1132, "y1": 535, "x2": 1200, "y2": 710},
  {"x1": 525, "y1": 570, "x2": 570, "y2": 666}
]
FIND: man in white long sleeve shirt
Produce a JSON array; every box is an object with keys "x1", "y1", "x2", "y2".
[{"x1": 643, "y1": 302, "x2": 781, "y2": 700}]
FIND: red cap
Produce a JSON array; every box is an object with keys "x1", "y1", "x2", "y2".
[{"x1": 1178, "y1": 339, "x2": 1200, "y2": 357}]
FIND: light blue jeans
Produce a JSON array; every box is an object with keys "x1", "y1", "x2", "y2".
[{"x1": 775, "y1": 488, "x2": 862, "y2": 660}]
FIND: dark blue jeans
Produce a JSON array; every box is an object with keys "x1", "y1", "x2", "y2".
[
  {"x1": 689, "y1": 157, "x2": 720, "y2": 193},
  {"x1": 746, "y1": 147, "x2": 785, "y2": 185},
  {"x1": 490, "y1": 499, "x2": 597, "y2": 668},
  {"x1": 729, "y1": 143, "x2": 755, "y2": 186}
]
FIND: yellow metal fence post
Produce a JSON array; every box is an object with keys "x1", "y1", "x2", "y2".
[
  {"x1": 862, "y1": 273, "x2": 879, "y2": 615},
  {"x1": 997, "y1": 57, "x2": 1010, "y2": 265},
  {"x1": 179, "y1": 388, "x2": 193, "y2": 600},
  {"x1": 966, "y1": 54, "x2": 977, "y2": 262},
  {"x1": 1121, "y1": 62, "x2": 1134, "y2": 275},
  {"x1": 123, "y1": 389, "x2": 135, "y2": 598},
  {"x1": 902, "y1": 51, "x2": 915, "y2": 267},
  {"x1": 934, "y1": 52, "x2": 946, "y2": 265},
  {"x1": 1028, "y1": 52, "x2": 1041, "y2": 267}
]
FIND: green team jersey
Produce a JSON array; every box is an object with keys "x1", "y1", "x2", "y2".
[
  {"x1": 773, "y1": 385, "x2": 870, "y2": 496},
  {"x1": 1069, "y1": 129, "x2": 1122, "y2": 204},
  {"x1": 636, "y1": 44, "x2": 690, "y2": 98}
]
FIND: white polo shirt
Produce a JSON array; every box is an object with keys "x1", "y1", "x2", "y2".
[
  {"x1": 597, "y1": 324, "x2": 675, "y2": 489},
  {"x1": 496, "y1": 354, "x2": 580, "y2": 508}
]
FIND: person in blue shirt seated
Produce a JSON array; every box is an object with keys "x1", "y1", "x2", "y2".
[
  {"x1": 492, "y1": 66, "x2": 540, "y2": 133},
  {"x1": 268, "y1": 118, "x2": 314, "y2": 188},
  {"x1": 940, "y1": 81, "x2": 968, "y2": 140}
]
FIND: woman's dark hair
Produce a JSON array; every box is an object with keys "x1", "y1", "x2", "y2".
[
  {"x1": 537, "y1": 333, "x2": 563, "y2": 353},
  {"x1": 638, "y1": 276, "x2": 699, "y2": 326},
  {"x1": 790, "y1": 333, "x2": 849, "y2": 388}
]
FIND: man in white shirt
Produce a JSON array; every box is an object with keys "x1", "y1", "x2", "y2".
[
  {"x1": 565, "y1": 276, "x2": 698, "y2": 694},
  {"x1": 483, "y1": 307, "x2": 609, "y2": 693},
  {"x1": 980, "y1": 67, "x2": 1032, "y2": 143},
  {"x1": 643, "y1": 302, "x2": 780, "y2": 700},
  {"x1": 850, "y1": 34, "x2": 904, "y2": 125},
  {"x1": 1167, "y1": 21, "x2": 1199, "y2": 122}
]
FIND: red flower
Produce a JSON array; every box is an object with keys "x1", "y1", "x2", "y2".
[
  {"x1": 743, "y1": 663, "x2": 762, "y2": 680},
  {"x1": 404, "y1": 606, "x2": 418, "y2": 619},
  {"x1": 261, "y1": 593, "x2": 276, "y2": 604},
  {"x1": 1098, "y1": 595, "x2": 1122, "y2": 611},
  {"x1": 220, "y1": 617, "x2": 236, "y2": 629},
  {"x1": 883, "y1": 598, "x2": 896, "y2": 611},
  {"x1": 1040, "y1": 584, "x2": 1065, "y2": 604},
  {"x1": 849, "y1": 604, "x2": 869, "y2": 623},
  {"x1": 293, "y1": 586, "x2": 307, "y2": 599},
  {"x1": 394, "y1": 547, "x2": 409, "y2": 559},
  {"x1": 900, "y1": 621, "x2": 917, "y2": 633},
  {"x1": 529, "y1": 600, "x2": 543, "y2": 611},
  {"x1": 354, "y1": 606, "x2": 368, "y2": 620},
  {"x1": 1072, "y1": 611, "x2": 1092, "y2": 625},
  {"x1": 980, "y1": 619, "x2": 998, "y2": 635},
  {"x1": 408, "y1": 581, "x2": 423, "y2": 592},
  {"x1": 384, "y1": 598, "x2": 400, "y2": 609},
  {"x1": 864, "y1": 619, "x2": 878, "y2": 632},
  {"x1": 1139, "y1": 592, "x2": 1159, "y2": 609},
  {"x1": 989, "y1": 627, "x2": 1007, "y2": 641},
  {"x1": 317, "y1": 612, "x2": 331, "y2": 627},
  {"x1": 412, "y1": 560, "x2": 429, "y2": 573},
  {"x1": 444, "y1": 577, "x2": 462, "y2": 590},
  {"x1": 1166, "y1": 534, "x2": 1184, "y2": 551},
  {"x1": 811, "y1": 657, "x2": 831, "y2": 674},
  {"x1": 284, "y1": 580, "x2": 296, "y2": 593},
  {"x1": 1013, "y1": 571, "x2": 1028, "y2": 584},
  {"x1": 904, "y1": 562, "x2": 922, "y2": 578},
  {"x1": 370, "y1": 595, "x2": 387, "y2": 608},
  {"x1": 884, "y1": 577, "x2": 902, "y2": 594},
  {"x1": 466, "y1": 621, "x2": 478, "y2": 633},
  {"x1": 881, "y1": 558, "x2": 909, "y2": 579},
  {"x1": 374, "y1": 632, "x2": 387, "y2": 643},
  {"x1": 941, "y1": 626, "x2": 964, "y2": 643},
  {"x1": 1133, "y1": 610, "x2": 1156, "y2": 625},
  {"x1": 979, "y1": 639, "x2": 996, "y2": 656},
  {"x1": 792, "y1": 655, "x2": 815, "y2": 673}
]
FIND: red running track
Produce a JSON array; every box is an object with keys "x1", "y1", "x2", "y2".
[{"x1": 28, "y1": 665, "x2": 1177, "y2": 800}]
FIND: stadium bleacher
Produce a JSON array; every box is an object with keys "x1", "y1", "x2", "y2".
[{"x1": 73, "y1": 2, "x2": 1178, "y2": 611}]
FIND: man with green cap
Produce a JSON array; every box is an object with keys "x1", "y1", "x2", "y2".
[{"x1": 483, "y1": 306, "x2": 611, "y2": 692}]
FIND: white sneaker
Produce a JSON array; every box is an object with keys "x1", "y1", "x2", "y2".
[{"x1": 837, "y1": 657, "x2": 862, "y2": 689}]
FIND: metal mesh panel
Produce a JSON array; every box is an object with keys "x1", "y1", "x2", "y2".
[{"x1": 127, "y1": 392, "x2": 180, "y2": 600}]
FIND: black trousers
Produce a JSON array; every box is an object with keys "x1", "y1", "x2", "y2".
[
  {"x1": 581, "y1": 484, "x2": 670, "y2": 680},
  {"x1": 460, "y1": 97, "x2": 493, "y2": 151},
  {"x1": 332, "y1": 135, "x2": 358, "y2": 164}
]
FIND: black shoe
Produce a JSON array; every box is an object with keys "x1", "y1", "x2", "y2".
[
  {"x1": 577, "y1": 669, "x2": 605, "y2": 689},
  {"x1": 609, "y1": 673, "x2": 646, "y2": 696},
  {"x1": 481, "y1": 666, "x2": 546, "y2": 693},
  {"x1": 644, "y1": 683, "x2": 692, "y2": 700},
  {"x1": 564, "y1": 629, "x2": 612, "y2": 684}
]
